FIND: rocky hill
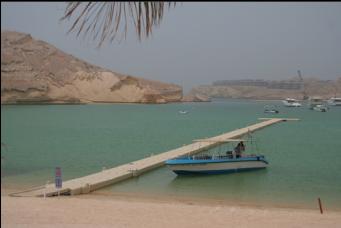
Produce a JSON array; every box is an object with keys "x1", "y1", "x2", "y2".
[
  {"x1": 189, "y1": 78, "x2": 341, "y2": 100},
  {"x1": 1, "y1": 31, "x2": 182, "y2": 104}
]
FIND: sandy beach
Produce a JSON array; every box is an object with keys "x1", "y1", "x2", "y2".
[{"x1": 2, "y1": 190, "x2": 341, "y2": 228}]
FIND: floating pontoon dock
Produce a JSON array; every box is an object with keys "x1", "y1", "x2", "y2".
[{"x1": 10, "y1": 118, "x2": 298, "y2": 197}]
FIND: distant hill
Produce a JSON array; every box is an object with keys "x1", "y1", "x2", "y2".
[
  {"x1": 1, "y1": 31, "x2": 182, "y2": 104},
  {"x1": 188, "y1": 78, "x2": 341, "y2": 100}
]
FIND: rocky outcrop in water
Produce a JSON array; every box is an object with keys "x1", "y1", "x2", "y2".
[{"x1": 1, "y1": 31, "x2": 182, "y2": 104}]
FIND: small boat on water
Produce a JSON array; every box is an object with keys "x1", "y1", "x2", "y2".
[
  {"x1": 327, "y1": 97, "x2": 341, "y2": 106},
  {"x1": 178, "y1": 110, "x2": 189, "y2": 114},
  {"x1": 282, "y1": 98, "x2": 302, "y2": 107},
  {"x1": 264, "y1": 105, "x2": 279, "y2": 114},
  {"x1": 166, "y1": 139, "x2": 268, "y2": 175},
  {"x1": 165, "y1": 154, "x2": 268, "y2": 175},
  {"x1": 308, "y1": 96, "x2": 328, "y2": 112},
  {"x1": 313, "y1": 104, "x2": 328, "y2": 112},
  {"x1": 308, "y1": 96, "x2": 324, "y2": 109}
]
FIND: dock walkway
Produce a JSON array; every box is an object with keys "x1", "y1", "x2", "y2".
[{"x1": 9, "y1": 118, "x2": 297, "y2": 197}]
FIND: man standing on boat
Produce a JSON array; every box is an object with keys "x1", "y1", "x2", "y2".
[{"x1": 234, "y1": 141, "x2": 245, "y2": 158}]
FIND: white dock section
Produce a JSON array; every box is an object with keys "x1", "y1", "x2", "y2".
[{"x1": 9, "y1": 118, "x2": 297, "y2": 197}]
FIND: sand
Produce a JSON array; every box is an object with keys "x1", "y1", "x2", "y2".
[{"x1": 2, "y1": 191, "x2": 341, "y2": 228}]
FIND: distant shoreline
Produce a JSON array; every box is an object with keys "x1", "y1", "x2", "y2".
[{"x1": 0, "y1": 98, "x2": 302, "y2": 105}]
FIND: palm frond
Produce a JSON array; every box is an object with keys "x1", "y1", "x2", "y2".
[{"x1": 61, "y1": 2, "x2": 176, "y2": 47}]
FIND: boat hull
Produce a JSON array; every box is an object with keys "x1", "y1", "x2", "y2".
[{"x1": 166, "y1": 157, "x2": 268, "y2": 175}]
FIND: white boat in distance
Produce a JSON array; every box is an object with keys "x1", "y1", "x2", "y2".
[
  {"x1": 313, "y1": 104, "x2": 328, "y2": 112},
  {"x1": 308, "y1": 96, "x2": 324, "y2": 109},
  {"x1": 308, "y1": 97, "x2": 328, "y2": 112},
  {"x1": 282, "y1": 98, "x2": 302, "y2": 107},
  {"x1": 178, "y1": 110, "x2": 189, "y2": 114},
  {"x1": 327, "y1": 97, "x2": 341, "y2": 106}
]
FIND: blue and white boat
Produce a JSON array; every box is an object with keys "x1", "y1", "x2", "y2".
[{"x1": 165, "y1": 154, "x2": 268, "y2": 175}]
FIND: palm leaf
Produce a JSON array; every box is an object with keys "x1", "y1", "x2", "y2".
[{"x1": 61, "y1": 2, "x2": 176, "y2": 47}]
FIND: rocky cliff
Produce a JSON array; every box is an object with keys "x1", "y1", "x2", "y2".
[{"x1": 1, "y1": 31, "x2": 182, "y2": 104}]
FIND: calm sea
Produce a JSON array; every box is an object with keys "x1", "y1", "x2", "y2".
[{"x1": 1, "y1": 100, "x2": 341, "y2": 210}]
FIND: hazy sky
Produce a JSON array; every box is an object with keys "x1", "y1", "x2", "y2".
[{"x1": 2, "y1": 2, "x2": 341, "y2": 92}]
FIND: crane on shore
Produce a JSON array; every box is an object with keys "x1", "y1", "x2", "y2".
[{"x1": 297, "y1": 70, "x2": 308, "y2": 100}]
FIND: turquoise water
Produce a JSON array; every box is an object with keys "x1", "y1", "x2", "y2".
[{"x1": 1, "y1": 100, "x2": 341, "y2": 210}]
